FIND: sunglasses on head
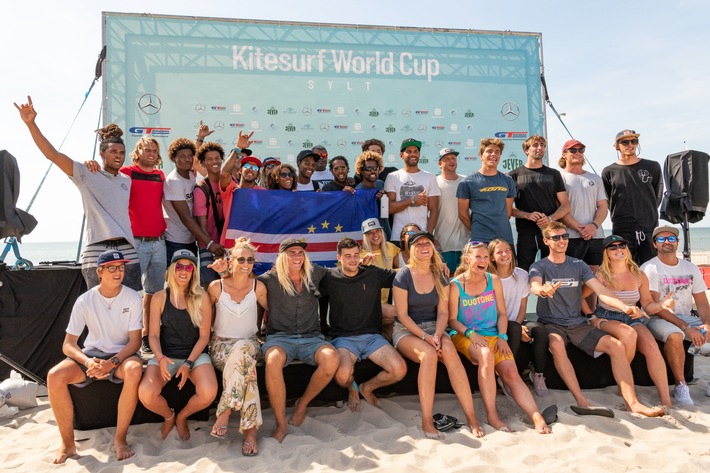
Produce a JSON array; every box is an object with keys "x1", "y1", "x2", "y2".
[
  {"x1": 547, "y1": 233, "x2": 570, "y2": 241},
  {"x1": 655, "y1": 235, "x2": 677, "y2": 243},
  {"x1": 467, "y1": 240, "x2": 488, "y2": 248},
  {"x1": 102, "y1": 264, "x2": 125, "y2": 273},
  {"x1": 566, "y1": 147, "x2": 585, "y2": 154},
  {"x1": 235, "y1": 256, "x2": 256, "y2": 264},
  {"x1": 279, "y1": 171, "x2": 295, "y2": 178},
  {"x1": 242, "y1": 163, "x2": 260, "y2": 171},
  {"x1": 175, "y1": 263, "x2": 194, "y2": 272},
  {"x1": 618, "y1": 139, "x2": 639, "y2": 146},
  {"x1": 607, "y1": 243, "x2": 627, "y2": 251}
]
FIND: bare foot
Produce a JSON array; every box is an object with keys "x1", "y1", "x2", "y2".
[
  {"x1": 463, "y1": 414, "x2": 485, "y2": 438},
  {"x1": 175, "y1": 412, "x2": 191, "y2": 441},
  {"x1": 114, "y1": 442, "x2": 135, "y2": 461},
  {"x1": 161, "y1": 409, "x2": 176, "y2": 439},
  {"x1": 288, "y1": 398, "x2": 307, "y2": 427},
  {"x1": 347, "y1": 384, "x2": 361, "y2": 412},
  {"x1": 531, "y1": 412, "x2": 552, "y2": 434},
  {"x1": 359, "y1": 381, "x2": 381, "y2": 408},
  {"x1": 628, "y1": 402, "x2": 665, "y2": 418},
  {"x1": 52, "y1": 444, "x2": 78, "y2": 464},
  {"x1": 422, "y1": 420, "x2": 444, "y2": 440},
  {"x1": 487, "y1": 415, "x2": 514, "y2": 432},
  {"x1": 271, "y1": 424, "x2": 288, "y2": 443}
]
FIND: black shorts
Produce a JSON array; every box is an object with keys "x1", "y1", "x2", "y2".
[{"x1": 566, "y1": 238, "x2": 603, "y2": 266}]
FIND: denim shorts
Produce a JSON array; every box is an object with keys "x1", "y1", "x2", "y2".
[
  {"x1": 135, "y1": 238, "x2": 167, "y2": 294},
  {"x1": 332, "y1": 333, "x2": 389, "y2": 361},
  {"x1": 595, "y1": 306, "x2": 643, "y2": 327},
  {"x1": 262, "y1": 333, "x2": 331, "y2": 366},
  {"x1": 147, "y1": 352, "x2": 212, "y2": 377},
  {"x1": 199, "y1": 248, "x2": 219, "y2": 286},
  {"x1": 392, "y1": 320, "x2": 438, "y2": 348}
]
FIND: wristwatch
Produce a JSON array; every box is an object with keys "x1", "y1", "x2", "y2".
[
  {"x1": 183, "y1": 359, "x2": 195, "y2": 370},
  {"x1": 110, "y1": 356, "x2": 121, "y2": 367}
]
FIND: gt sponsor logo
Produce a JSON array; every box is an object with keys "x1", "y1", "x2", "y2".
[
  {"x1": 494, "y1": 131, "x2": 528, "y2": 139},
  {"x1": 211, "y1": 106, "x2": 226, "y2": 110},
  {"x1": 129, "y1": 127, "x2": 170, "y2": 136}
]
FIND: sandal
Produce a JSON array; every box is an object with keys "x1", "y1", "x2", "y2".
[
  {"x1": 242, "y1": 439, "x2": 258, "y2": 457},
  {"x1": 210, "y1": 425, "x2": 228, "y2": 440}
]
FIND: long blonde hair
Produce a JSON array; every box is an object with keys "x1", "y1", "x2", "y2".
[
  {"x1": 230, "y1": 237, "x2": 258, "y2": 276},
  {"x1": 408, "y1": 240, "x2": 448, "y2": 301},
  {"x1": 362, "y1": 228, "x2": 390, "y2": 266},
  {"x1": 166, "y1": 260, "x2": 205, "y2": 327},
  {"x1": 274, "y1": 247, "x2": 315, "y2": 297},
  {"x1": 596, "y1": 245, "x2": 642, "y2": 288}
]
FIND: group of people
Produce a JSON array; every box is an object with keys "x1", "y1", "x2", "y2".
[{"x1": 13, "y1": 96, "x2": 710, "y2": 465}]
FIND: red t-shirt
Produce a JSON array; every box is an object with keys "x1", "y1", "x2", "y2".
[
  {"x1": 120, "y1": 165, "x2": 166, "y2": 237},
  {"x1": 219, "y1": 180, "x2": 265, "y2": 249}
]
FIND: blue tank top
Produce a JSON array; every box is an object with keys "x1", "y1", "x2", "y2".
[{"x1": 453, "y1": 273, "x2": 499, "y2": 336}]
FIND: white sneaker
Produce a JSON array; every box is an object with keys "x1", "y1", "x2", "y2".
[
  {"x1": 705, "y1": 382, "x2": 710, "y2": 398},
  {"x1": 698, "y1": 343, "x2": 710, "y2": 356},
  {"x1": 673, "y1": 382, "x2": 694, "y2": 406},
  {"x1": 529, "y1": 370, "x2": 549, "y2": 397}
]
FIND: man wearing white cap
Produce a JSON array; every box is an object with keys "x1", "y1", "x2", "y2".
[
  {"x1": 602, "y1": 130, "x2": 663, "y2": 265},
  {"x1": 434, "y1": 147, "x2": 468, "y2": 273},
  {"x1": 641, "y1": 225, "x2": 710, "y2": 405}
]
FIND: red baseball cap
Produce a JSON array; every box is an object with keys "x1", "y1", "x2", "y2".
[
  {"x1": 241, "y1": 156, "x2": 262, "y2": 168},
  {"x1": 562, "y1": 139, "x2": 585, "y2": 153}
]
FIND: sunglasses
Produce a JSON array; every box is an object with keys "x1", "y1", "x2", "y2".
[
  {"x1": 235, "y1": 256, "x2": 256, "y2": 264},
  {"x1": 547, "y1": 233, "x2": 570, "y2": 241},
  {"x1": 406, "y1": 231, "x2": 417, "y2": 235},
  {"x1": 102, "y1": 264, "x2": 125, "y2": 273},
  {"x1": 607, "y1": 243, "x2": 627, "y2": 251},
  {"x1": 175, "y1": 263, "x2": 194, "y2": 272},
  {"x1": 655, "y1": 235, "x2": 678, "y2": 243},
  {"x1": 618, "y1": 139, "x2": 639, "y2": 146},
  {"x1": 566, "y1": 147, "x2": 585, "y2": 154},
  {"x1": 242, "y1": 163, "x2": 260, "y2": 171},
  {"x1": 317, "y1": 152, "x2": 328, "y2": 159},
  {"x1": 363, "y1": 165, "x2": 379, "y2": 172},
  {"x1": 279, "y1": 171, "x2": 295, "y2": 178},
  {"x1": 467, "y1": 240, "x2": 488, "y2": 248},
  {"x1": 265, "y1": 163, "x2": 277, "y2": 169}
]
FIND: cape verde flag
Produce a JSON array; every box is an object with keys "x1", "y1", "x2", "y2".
[{"x1": 226, "y1": 189, "x2": 378, "y2": 272}]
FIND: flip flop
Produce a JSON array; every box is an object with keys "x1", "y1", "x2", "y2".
[
  {"x1": 542, "y1": 405, "x2": 558, "y2": 425},
  {"x1": 570, "y1": 405, "x2": 615, "y2": 418},
  {"x1": 433, "y1": 413, "x2": 458, "y2": 432},
  {"x1": 242, "y1": 439, "x2": 258, "y2": 457},
  {"x1": 210, "y1": 425, "x2": 228, "y2": 440}
]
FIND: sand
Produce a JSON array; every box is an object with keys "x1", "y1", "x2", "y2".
[{"x1": 2, "y1": 356, "x2": 710, "y2": 473}]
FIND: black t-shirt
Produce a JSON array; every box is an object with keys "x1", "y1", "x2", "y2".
[
  {"x1": 321, "y1": 181, "x2": 347, "y2": 192},
  {"x1": 508, "y1": 165, "x2": 566, "y2": 232},
  {"x1": 322, "y1": 266, "x2": 396, "y2": 338},
  {"x1": 601, "y1": 159, "x2": 663, "y2": 233}
]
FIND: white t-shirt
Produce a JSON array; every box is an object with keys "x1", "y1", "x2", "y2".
[
  {"x1": 499, "y1": 267, "x2": 530, "y2": 321},
  {"x1": 163, "y1": 169, "x2": 196, "y2": 243},
  {"x1": 66, "y1": 286, "x2": 143, "y2": 354},
  {"x1": 311, "y1": 169, "x2": 334, "y2": 188},
  {"x1": 384, "y1": 169, "x2": 441, "y2": 240},
  {"x1": 434, "y1": 174, "x2": 468, "y2": 252},
  {"x1": 296, "y1": 180, "x2": 318, "y2": 192},
  {"x1": 642, "y1": 257, "x2": 707, "y2": 317},
  {"x1": 560, "y1": 170, "x2": 607, "y2": 239}
]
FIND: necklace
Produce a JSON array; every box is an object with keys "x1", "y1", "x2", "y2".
[{"x1": 98, "y1": 292, "x2": 119, "y2": 310}]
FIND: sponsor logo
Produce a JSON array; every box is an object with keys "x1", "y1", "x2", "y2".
[
  {"x1": 418, "y1": 124, "x2": 427, "y2": 132},
  {"x1": 385, "y1": 125, "x2": 396, "y2": 133},
  {"x1": 402, "y1": 109, "x2": 411, "y2": 117},
  {"x1": 138, "y1": 94, "x2": 161, "y2": 115},
  {"x1": 232, "y1": 104, "x2": 241, "y2": 112},
  {"x1": 351, "y1": 141, "x2": 365, "y2": 146},
  {"x1": 431, "y1": 125, "x2": 445, "y2": 130},
  {"x1": 353, "y1": 123, "x2": 362, "y2": 131},
  {"x1": 129, "y1": 127, "x2": 170, "y2": 136},
  {"x1": 229, "y1": 123, "x2": 245, "y2": 127},
  {"x1": 251, "y1": 106, "x2": 259, "y2": 113},
  {"x1": 333, "y1": 125, "x2": 349, "y2": 129},
  {"x1": 500, "y1": 102, "x2": 520, "y2": 121},
  {"x1": 267, "y1": 107, "x2": 278, "y2": 115},
  {"x1": 302, "y1": 107, "x2": 312, "y2": 115},
  {"x1": 302, "y1": 124, "x2": 313, "y2": 130},
  {"x1": 336, "y1": 106, "x2": 345, "y2": 115},
  {"x1": 195, "y1": 103, "x2": 206, "y2": 113},
  {"x1": 420, "y1": 158, "x2": 429, "y2": 164},
  {"x1": 448, "y1": 141, "x2": 461, "y2": 145},
  {"x1": 303, "y1": 140, "x2": 314, "y2": 148},
  {"x1": 211, "y1": 106, "x2": 226, "y2": 111},
  {"x1": 401, "y1": 124, "x2": 412, "y2": 132},
  {"x1": 285, "y1": 124, "x2": 296, "y2": 132},
  {"x1": 384, "y1": 109, "x2": 396, "y2": 116},
  {"x1": 494, "y1": 131, "x2": 528, "y2": 139},
  {"x1": 464, "y1": 156, "x2": 477, "y2": 161},
  {"x1": 353, "y1": 108, "x2": 361, "y2": 115},
  {"x1": 320, "y1": 123, "x2": 330, "y2": 132},
  {"x1": 433, "y1": 108, "x2": 442, "y2": 116},
  {"x1": 464, "y1": 109, "x2": 475, "y2": 118},
  {"x1": 214, "y1": 121, "x2": 225, "y2": 130},
  {"x1": 415, "y1": 110, "x2": 429, "y2": 115},
  {"x1": 337, "y1": 139, "x2": 346, "y2": 148},
  {"x1": 283, "y1": 107, "x2": 296, "y2": 113},
  {"x1": 317, "y1": 108, "x2": 331, "y2": 113},
  {"x1": 369, "y1": 109, "x2": 379, "y2": 117},
  {"x1": 450, "y1": 109, "x2": 457, "y2": 116}
]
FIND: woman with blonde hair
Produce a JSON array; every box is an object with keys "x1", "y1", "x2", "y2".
[
  {"x1": 582, "y1": 235, "x2": 674, "y2": 408},
  {"x1": 138, "y1": 250, "x2": 217, "y2": 441},
  {"x1": 449, "y1": 241, "x2": 551, "y2": 434},
  {"x1": 392, "y1": 231, "x2": 484, "y2": 439},
  {"x1": 487, "y1": 238, "x2": 550, "y2": 397},
  {"x1": 207, "y1": 238, "x2": 267, "y2": 456}
]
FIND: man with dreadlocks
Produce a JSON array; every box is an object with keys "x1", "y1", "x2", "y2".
[{"x1": 15, "y1": 95, "x2": 141, "y2": 290}]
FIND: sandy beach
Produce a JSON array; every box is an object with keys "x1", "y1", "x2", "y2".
[{"x1": 2, "y1": 356, "x2": 709, "y2": 472}]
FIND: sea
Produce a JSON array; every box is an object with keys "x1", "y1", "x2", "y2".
[{"x1": 5, "y1": 227, "x2": 710, "y2": 267}]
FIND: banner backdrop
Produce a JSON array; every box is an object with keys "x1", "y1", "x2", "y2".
[{"x1": 104, "y1": 13, "x2": 544, "y2": 176}]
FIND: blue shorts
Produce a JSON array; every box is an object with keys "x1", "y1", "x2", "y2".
[
  {"x1": 69, "y1": 349, "x2": 138, "y2": 387},
  {"x1": 262, "y1": 334, "x2": 331, "y2": 366},
  {"x1": 147, "y1": 352, "x2": 212, "y2": 377},
  {"x1": 135, "y1": 238, "x2": 167, "y2": 294},
  {"x1": 595, "y1": 306, "x2": 644, "y2": 327},
  {"x1": 331, "y1": 333, "x2": 389, "y2": 361}
]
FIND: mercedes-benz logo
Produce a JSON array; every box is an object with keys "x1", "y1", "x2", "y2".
[
  {"x1": 402, "y1": 109, "x2": 411, "y2": 117},
  {"x1": 302, "y1": 107, "x2": 312, "y2": 116},
  {"x1": 501, "y1": 102, "x2": 520, "y2": 121},
  {"x1": 337, "y1": 139, "x2": 346, "y2": 148},
  {"x1": 214, "y1": 121, "x2": 225, "y2": 130},
  {"x1": 138, "y1": 94, "x2": 161, "y2": 115},
  {"x1": 320, "y1": 123, "x2": 329, "y2": 132},
  {"x1": 418, "y1": 124, "x2": 427, "y2": 132},
  {"x1": 195, "y1": 103, "x2": 206, "y2": 113}
]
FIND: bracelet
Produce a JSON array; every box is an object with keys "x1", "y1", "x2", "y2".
[
  {"x1": 206, "y1": 240, "x2": 214, "y2": 250},
  {"x1": 411, "y1": 196, "x2": 415, "y2": 206},
  {"x1": 591, "y1": 222, "x2": 599, "y2": 229},
  {"x1": 232, "y1": 147, "x2": 241, "y2": 154},
  {"x1": 599, "y1": 320, "x2": 607, "y2": 327},
  {"x1": 84, "y1": 358, "x2": 92, "y2": 368},
  {"x1": 682, "y1": 325, "x2": 691, "y2": 332},
  {"x1": 421, "y1": 332, "x2": 428, "y2": 341},
  {"x1": 195, "y1": 137, "x2": 204, "y2": 141},
  {"x1": 218, "y1": 269, "x2": 230, "y2": 278},
  {"x1": 158, "y1": 356, "x2": 166, "y2": 364},
  {"x1": 465, "y1": 329, "x2": 474, "y2": 338},
  {"x1": 498, "y1": 333, "x2": 509, "y2": 341}
]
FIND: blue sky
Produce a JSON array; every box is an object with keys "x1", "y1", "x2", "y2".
[{"x1": 3, "y1": 0, "x2": 710, "y2": 243}]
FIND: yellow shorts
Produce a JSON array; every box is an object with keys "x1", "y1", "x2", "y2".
[{"x1": 451, "y1": 333, "x2": 514, "y2": 366}]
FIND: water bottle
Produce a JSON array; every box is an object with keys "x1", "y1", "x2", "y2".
[
  {"x1": 688, "y1": 328, "x2": 707, "y2": 355},
  {"x1": 380, "y1": 194, "x2": 389, "y2": 219}
]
